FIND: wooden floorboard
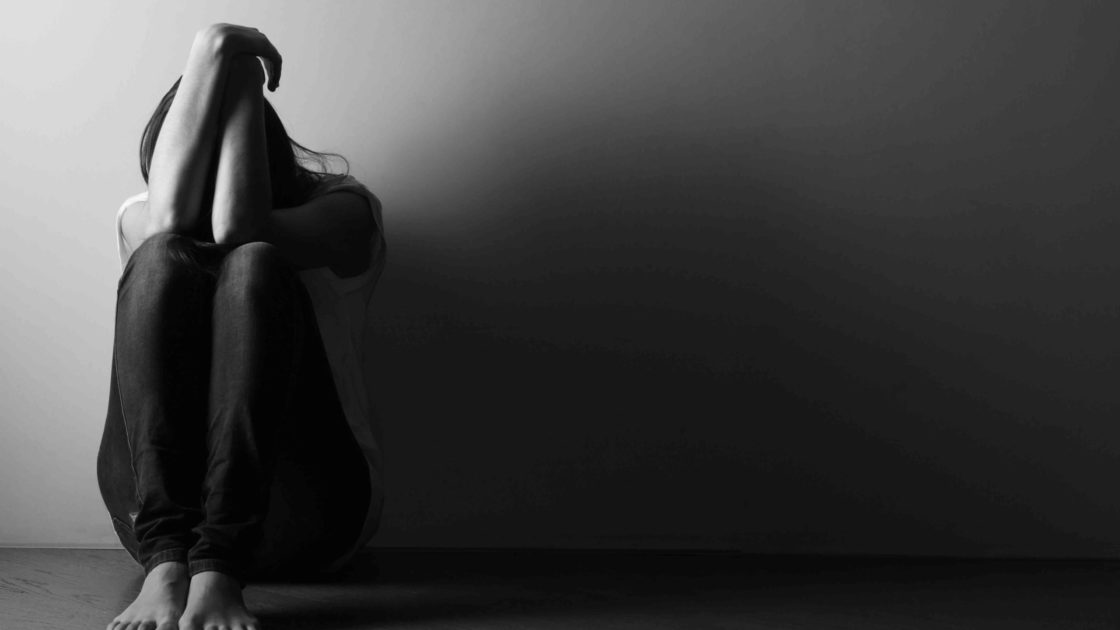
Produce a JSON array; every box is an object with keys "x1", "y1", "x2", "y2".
[{"x1": 1, "y1": 547, "x2": 1118, "y2": 629}]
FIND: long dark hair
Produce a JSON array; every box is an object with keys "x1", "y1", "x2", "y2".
[{"x1": 139, "y1": 75, "x2": 349, "y2": 209}]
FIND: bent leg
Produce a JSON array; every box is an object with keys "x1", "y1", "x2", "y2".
[
  {"x1": 248, "y1": 293, "x2": 371, "y2": 579},
  {"x1": 189, "y1": 241, "x2": 308, "y2": 582},
  {"x1": 187, "y1": 240, "x2": 370, "y2": 583},
  {"x1": 104, "y1": 232, "x2": 218, "y2": 573}
]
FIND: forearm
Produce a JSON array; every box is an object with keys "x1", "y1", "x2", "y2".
[
  {"x1": 210, "y1": 56, "x2": 271, "y2": 244},
  {"x1": 145, "y1": 31, "x2": 230, "y2": 236}
]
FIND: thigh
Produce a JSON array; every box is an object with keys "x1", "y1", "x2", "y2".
[{"x1": 248, "y1": 287, "x2": 371, "y2": 578}]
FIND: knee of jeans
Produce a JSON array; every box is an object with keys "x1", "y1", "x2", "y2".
[
  {"x1": 216, "y1": 241, "x2": 296, "y2": 295},
  {"x1": 123, "y1": 232, "x2": 206, "y2": 286}
]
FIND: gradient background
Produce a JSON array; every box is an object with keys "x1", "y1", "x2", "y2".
[{"x1": 1, "y1": 0, "x2": 1118, "y2": 556}]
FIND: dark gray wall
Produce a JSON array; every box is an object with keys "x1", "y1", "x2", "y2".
[{"x1": 363, "y1": 0, "x2": 1120, "y2": 556}]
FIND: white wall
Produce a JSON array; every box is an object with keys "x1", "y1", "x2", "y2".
[{"x1": 2, "y1": 0, "x2": 1119, "y2": 557}]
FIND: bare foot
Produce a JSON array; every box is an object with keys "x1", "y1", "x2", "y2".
[
  {"x1": 178, "y1": 570, "x2": 259, "y2": 630},
  {"x1": 107, "y1": 560, "x2": 189, "y2": 630}
]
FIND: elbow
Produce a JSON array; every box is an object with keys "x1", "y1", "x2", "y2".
[
  {"x1": 212, "y1": 224, "x2": 249, "y2": 246},
  {"x1": 145, "y1": 192, "x2": 199, "y2": 237},
  {"x1": 213, "y1": 220, "x2": 266, "y2": 246},
  {"x1": 146, "y1": 208, "x2": 193, "y2": 239}
]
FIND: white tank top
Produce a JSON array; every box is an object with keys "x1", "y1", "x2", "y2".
[{"x1": 114, "y1": 175, "x2": 386, "y2": 570}]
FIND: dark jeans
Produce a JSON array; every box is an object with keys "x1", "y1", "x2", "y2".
[{"x1": 97, "y1": 233, "x2": 370, "y2": 586}]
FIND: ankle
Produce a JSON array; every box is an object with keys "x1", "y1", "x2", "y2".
[
  {"x1": 190, "y1": 569, "x2": 243, "y2": 591},
  {"x1": 146, "y1": 560, "x2": 188, "y2": 579},
  {"x1": 189, "y1": 558, "x2": 246, "y2": 589}
]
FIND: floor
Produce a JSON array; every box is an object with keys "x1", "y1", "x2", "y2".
[{"x1": 1, "y1": 547, "x2": 1118, "y2": 629}]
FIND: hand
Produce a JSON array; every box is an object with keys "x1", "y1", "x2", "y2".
[
  {"x1": 195, "y1": 23, "x2": 282, "y2": 91},
  {"x1": 227, "y1": 53, "x2": 266, "y2": 90}
]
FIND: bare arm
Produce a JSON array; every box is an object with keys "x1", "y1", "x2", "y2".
[
  {"x1": 211, "y1": 55, "x2": 271, "y2": 244},
  {"x1": 263, "y1": 191, "x2": 378, "y2": 275},
  {"x1": 210, "y1": 56, "x2": 376, "y2": 273},
  {"x1": 144, "y1": 28, "x2": 230, "y2": 238},
  {"x1": 141, "y1": 24, "x2": 282, "y2": 242},
  {"x1": 209, "y1": 64, "x2": 376, "y2": 276}
]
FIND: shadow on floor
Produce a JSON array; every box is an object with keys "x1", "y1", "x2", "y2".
[{"x1": 247, "y1": 549, "x2": 1120, "y2": 630}]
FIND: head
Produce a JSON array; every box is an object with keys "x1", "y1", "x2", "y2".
[{"x1": 139, "y1": 75, "x2": 348, "y2": 208}]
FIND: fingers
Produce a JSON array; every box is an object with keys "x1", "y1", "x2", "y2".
[
  {"x1": 262, "y1": 58, "x2": 279, "y2": 92},
  {"x1": 248, "y1": 31, "x2": 280, "y2": 90},
  {"x1": 264, "y1": 41, "x2": 282, "y2": 90},
  {"x1": 213, "y1": 23, "x2": 282, "y2": 89},
  {"x1": 243, "y1": 26, "x2": 281, "y2": 89}
]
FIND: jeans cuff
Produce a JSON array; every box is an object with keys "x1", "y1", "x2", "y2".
[
  {"x1": 189, "y1": 558, "x2": 247, "y2": 590},
  {"x1": 143, "y1": 548, "x2": 188, "y2": 574}
]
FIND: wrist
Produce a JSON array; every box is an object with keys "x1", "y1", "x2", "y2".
[{"x1": 191, "y1": 25, "x2": 233, "y2": 62}]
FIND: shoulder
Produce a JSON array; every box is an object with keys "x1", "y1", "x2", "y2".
[{"x1": 312, "y1": 175, "x2": 384, "y2": 234}]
